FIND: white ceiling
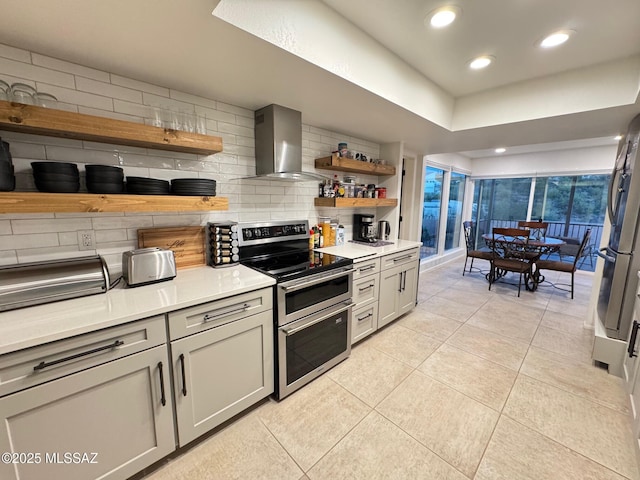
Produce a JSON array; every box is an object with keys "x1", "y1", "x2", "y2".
[
  {"x1": 323, "y1": 0, "x2": 640, "y2": 97},
  {"x1": 0, "y1": 0, "x2": 638, "y2": 158}
]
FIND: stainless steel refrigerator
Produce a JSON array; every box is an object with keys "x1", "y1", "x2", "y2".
[{"x1": 598, "y1": 113, "x2": 640, "y2": 340}]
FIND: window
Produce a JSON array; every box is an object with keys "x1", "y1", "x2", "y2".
[
  {"x1": 445, "y1": 172, "x2": 466, "y2": 250},
  {"x1": 421, "y1": 166, "x2": 443, "y2": 258}
]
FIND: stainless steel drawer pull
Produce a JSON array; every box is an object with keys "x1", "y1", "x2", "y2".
[
  {"x1": 359, "y1": 265, "x2": 375, "y2": 272},
  {"x1": 393, "y1": 254, "x2": 412, "y2": 263},
  {"x1": 203, "y1": 303, "x2": 250, "y2": 323},
  {"x1": 358, "y1": 283, "x2": 375, "y2": 291},
  {"x1": 357, "y1": 313, "x2": 373, "y2": 322},
  {"x1": 33, "y1": 339, "x2": 124, "y2": 371}
]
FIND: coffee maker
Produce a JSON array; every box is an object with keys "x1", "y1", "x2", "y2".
[{"x1": 353, "y1": 214, "x2": 376, "y2": 243}]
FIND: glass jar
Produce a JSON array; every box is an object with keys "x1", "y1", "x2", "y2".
[{"x1": 10, "y1": 83, "x2": 36, "y2": 105}]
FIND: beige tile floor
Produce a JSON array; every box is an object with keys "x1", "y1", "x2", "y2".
[{"x1": 142, "y1": 258, "x2": 639, "y2": 480}]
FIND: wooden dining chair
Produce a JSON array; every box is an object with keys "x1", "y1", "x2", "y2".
[
  {"x1": 517, "y1": 221, "x2": 549, "y2": 240},
  {"x1": 488, "y1": 227, "x2": 532, "y2": 297},
  {"x1": 462, "y1": 221, "x2": 493, "y2": 276},
  {"x1": 535, "y1": 228, "x2": 591, "y2": 299}
]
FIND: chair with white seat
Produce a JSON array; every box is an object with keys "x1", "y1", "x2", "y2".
[{"x1": 488, "y1": 227, "x2": 532, "y2": 297}]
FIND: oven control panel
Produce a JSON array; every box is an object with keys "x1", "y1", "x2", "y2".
[{"x1": 239, "y1": 221, "x2": 309, "y2": 245}]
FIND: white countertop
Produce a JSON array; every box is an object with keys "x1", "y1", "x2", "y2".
[
  {"x1": 0, "y1": 265, "x2": 275, "y2": 356},
  {"x1": 316, "y1": 239, "x2": 423, "y2": 260}
]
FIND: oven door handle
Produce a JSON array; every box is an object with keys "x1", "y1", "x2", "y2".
[
  {"x1": 282, "y1": 301, "x2": 353, "y2": 336},
  {"x1": 280, "y1": 267, "x2": 354, "y2": 293}
]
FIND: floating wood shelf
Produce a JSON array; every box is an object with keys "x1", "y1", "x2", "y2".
[
  {"x1": 0, "y1": 192, "x2": 228, "y2": 214},
  {"x1": 315, "y1": 154, "x2": 396, "y2": 176},
  {"x1": 314, "y1": 197, "x2": 398, "y2": 208},
  {"x1": 0, "y1": 100, "x2": 222, "y2": 155}
]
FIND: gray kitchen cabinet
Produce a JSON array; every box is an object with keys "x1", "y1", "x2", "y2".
[
  {"x1": 378, "y1": 248, "x2": 420, "y2": 329},
  {"x1": 351, "y1": 258, "x2": 381, "y2": 344},
  {"x1": 0, "y1": 342, "x2": 175, "y2": 480},
  {"x1": 168, "y1": 288, "x2": 274, "y2": 447},
  {"x1": 624, "y1": 281, "x2": 640, "y2": 472}
]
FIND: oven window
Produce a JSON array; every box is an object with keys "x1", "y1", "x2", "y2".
[
  {"x1": 286, "y1": 308, "x2": 348, "y2": 385},
  {"x1": 285, "y1": 275, "x2": 349, "y2": 315}
]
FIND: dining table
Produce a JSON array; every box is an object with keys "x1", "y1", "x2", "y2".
[{"x1": 481, "y1": 233, "x2": 565, "y2": 291}]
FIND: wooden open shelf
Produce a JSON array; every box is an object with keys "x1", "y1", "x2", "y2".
[
  {"x1": 0, "y1": 101, "x2": 222, "y2": 155},
  {"x1": 315, "y1": 154, "x2": 396, "y2": 176},
  {"x1": 0, "y1": 192, "x2": 228, "y2": 214},
  {"x1": 314, "y1": 197, "x2": 397, "y2": 208}
]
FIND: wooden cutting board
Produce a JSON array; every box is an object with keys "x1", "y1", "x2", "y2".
[{"x1": 137, "y1": 226, "x2": 205, "y2": 269}]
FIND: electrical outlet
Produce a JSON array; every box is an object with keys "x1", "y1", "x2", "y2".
[{"x1": 77, "y1": 230, "x2": 96, "y2": 251}]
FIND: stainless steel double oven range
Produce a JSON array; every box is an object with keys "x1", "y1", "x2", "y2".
[{"x1": 238, "y1": 220, "x2": 353, "y2": 399}]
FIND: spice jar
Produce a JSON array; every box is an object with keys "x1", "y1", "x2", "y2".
[{"x1": 376, "y1": 187, "x2": 387, "y2": 198}]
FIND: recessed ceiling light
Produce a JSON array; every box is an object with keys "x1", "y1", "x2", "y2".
[
  {"x1": 426, "y1": 6, "x2": 461, "y2": 28},
  {"x1": 614, "y1": 135, "x2": 623, "y2": 141},
  {"x1": 495, "y1": 148, "x2": 506, "y2": 153},
  {"x1": 538, "y1": 30, "x2": 574, "y2": 48},
  {"x1": 469, "y1": 55, "x2": 495, "y2": 70}
]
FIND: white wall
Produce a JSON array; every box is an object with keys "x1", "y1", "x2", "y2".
[
  {"x1": 0, "y1": 43, "x2": 381, "y2": 273},
  {"x1": 469, "y1": 145, "x2": 616, "y2": 178}
]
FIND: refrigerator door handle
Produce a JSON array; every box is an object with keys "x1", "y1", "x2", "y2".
[
  {"x1": 628, "y1": 321, "x2": 639, "y2": 358},
  {"x1": 608, "y1": 141, "x2": 629, "y2": 223},
  {"x1": 597, "y1": 247, "x2": 616, "y2": 263}
]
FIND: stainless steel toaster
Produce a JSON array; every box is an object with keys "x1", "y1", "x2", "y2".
[{"x1": 122, "y1": 248, "x2": 176, "y2": 287}]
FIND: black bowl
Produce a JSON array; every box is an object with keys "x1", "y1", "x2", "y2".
[
  {"x1": 86, "y1": 164, "x2": 124, "y2": 174},
  {"x1": 35, "y1": 180, "x2": 80, "y2": 193},
  {"x1": 0, "y1": 173, "x2": 15, "y2": 192},
  {"x1": 31, "y1": 162, "x2": 79, "y2": 174},
  {"x1": 86, "y1": 171, "x2": 124, "y2": 182},
  {"x1": 33, "y1": 171, "x2": 79, "y2": 182},
  {"x1": 87, "y1": 181, "x2": 125, "y2": 194}
]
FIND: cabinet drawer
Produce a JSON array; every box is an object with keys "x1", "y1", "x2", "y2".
[
  {"x1": 352, "y1": 273, "x2": 379, "y2": 307},
  {"x1": 168, "y1": 287, "x2": 273, "y2": 340},
  {"x1": 352, "y1": 302, "x2": 378, "y2": 344},
  {"x1": 0, "y1": 315, "x2": 166, "y2": 398},
  {"x1": 353, "y1": 258, "x2": 380, "y2": 279},
  {"x1": 381, "y1": 248, "x2": 420, "y2": 270}
]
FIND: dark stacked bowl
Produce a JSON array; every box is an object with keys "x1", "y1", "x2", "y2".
[
  {"x1": 32, "y1": 162, "x2": 79, "y2": 193},
  {"x1": 0, "y1": 140, "x2": 15, "y2": 192},
  {"x1": 86, "y1": 164, "x2": 124, "y2": 194},
  {"x1": 171, "y1": 178, "x2": 216, "y2": 196},
  {"x1": 126, "y1": 176, "x2": 171, "y2": 195}
]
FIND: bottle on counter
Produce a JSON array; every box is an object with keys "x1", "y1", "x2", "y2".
[
  {"x1": 313, "y1": 226, "x2": 320, "y2": 248},
  {"x1": 336, "y1": 225, "x2": 345, "y2": 245},
  {"x1": 309, "y1": 229, "x2": 315, "y2": 250}
]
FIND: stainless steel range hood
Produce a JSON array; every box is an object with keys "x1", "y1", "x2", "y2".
[{"x1": 250, "y1": 104, "x2": 328, "y2": 182}]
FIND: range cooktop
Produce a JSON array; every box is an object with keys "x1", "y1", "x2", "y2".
[{"x1": 240, "y1": 250, "x2": 352, "y2": 282}]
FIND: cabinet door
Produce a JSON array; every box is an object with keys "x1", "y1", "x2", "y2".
[
  {"x1": 398, "y1": 261, "x2": 419, "y2": 316},
  {"x1": 378, "y1": 265, "x2": 401, "y2": 329},
  {"x1": 171, "y1": 310, "x2": 273, "y2": 446},
  {"x1": 0, "y1": 346, "x2": 175, "y2": 480}
]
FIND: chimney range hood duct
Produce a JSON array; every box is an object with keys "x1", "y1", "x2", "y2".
[{"x1": 250, "y1": 104, "x2": 328, "y2": 182}]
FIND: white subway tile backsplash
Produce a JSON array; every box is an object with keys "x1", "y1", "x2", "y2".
[
  {"x1": 0, "y1": 57, "x2": 75, "y2": 88},
  {"x1": 148, "y1": 168, "x2": 196, "y2": 180},
  {"x1": 0, "y1": 250, "x2": 18, "y2": 266},
  {"x1": 216, "y1": 102, "x2": 253, "y2": 118},
  {"x1": 0, "y1": 220, "x2": 11, "y2": 235},
  {"x1": 0, "y1": 44, "x2": 31, "y2": 62},
  {"x1": 16, "y1": 247, "x2": 93, "y2": 264},
  {"x1": 113, "y1": 99, "x2": 155, "y2": 119},
  {"x1": 76, "y1": 77, "x2": 143, "y2": 103},
  {"x1": 235, "y1": 115, "x2": 254, "y2": 128},
  {"x1": 175, "y1": 159, "x2": 221, "y2": 172},
  {"x1": 217, "y1": 122, "x2": 253, "y2": 138},
  {"x1": 11, "y1": 218, "x2": 92, "y2": 234},
  {"x1": 110, "y1": 74, "x2": 170, "y2": 97},
  {"x1": 78, "y1": 106, "x2": 144, "y2": 124},
  {"x1": 169, "y1": 90, "x2": 216, "y2": 109},
  {"x1": 151, "y1": 215, "x2": 202, "y2": 227},
  {"x1": 0, "y1": 233, "x2": 59, "y2": 250},
  {"x1": 143, "y1": 93, "x2": 195, "y2": 112},
  {"x1": 92, "y1": 216, "x2": 154, "y2": 230},
  {"x1": 95, "y1": 229, "x2": 128, "y2": 243},
  {"x1": 58, "y1": 231, "x2": 78, "y2": 246},
  {"x1": 236, "y1": 135, "x2": 254, "y2": 147},
  {"x1": 120, "y1": 153, "x2": 175, "y2": 170},
  {"x1": 5, "y1": 142, "x2": 46, "y2": 160},
  {"x1": 37, "y1": 84, "x2": 114, "y2": 110},
  {"x1": 31, "y1": 53, "x2": 110, "y2": 82},
  {"x1": 45, "y1": 145, "x2": 118, "y2": 165},
  {"x1": 221, "y1": 144, "x2": 255, "y2": 157},
  {"x1": 195, "y1": 105, "x2": 236, "y2": 124}
]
